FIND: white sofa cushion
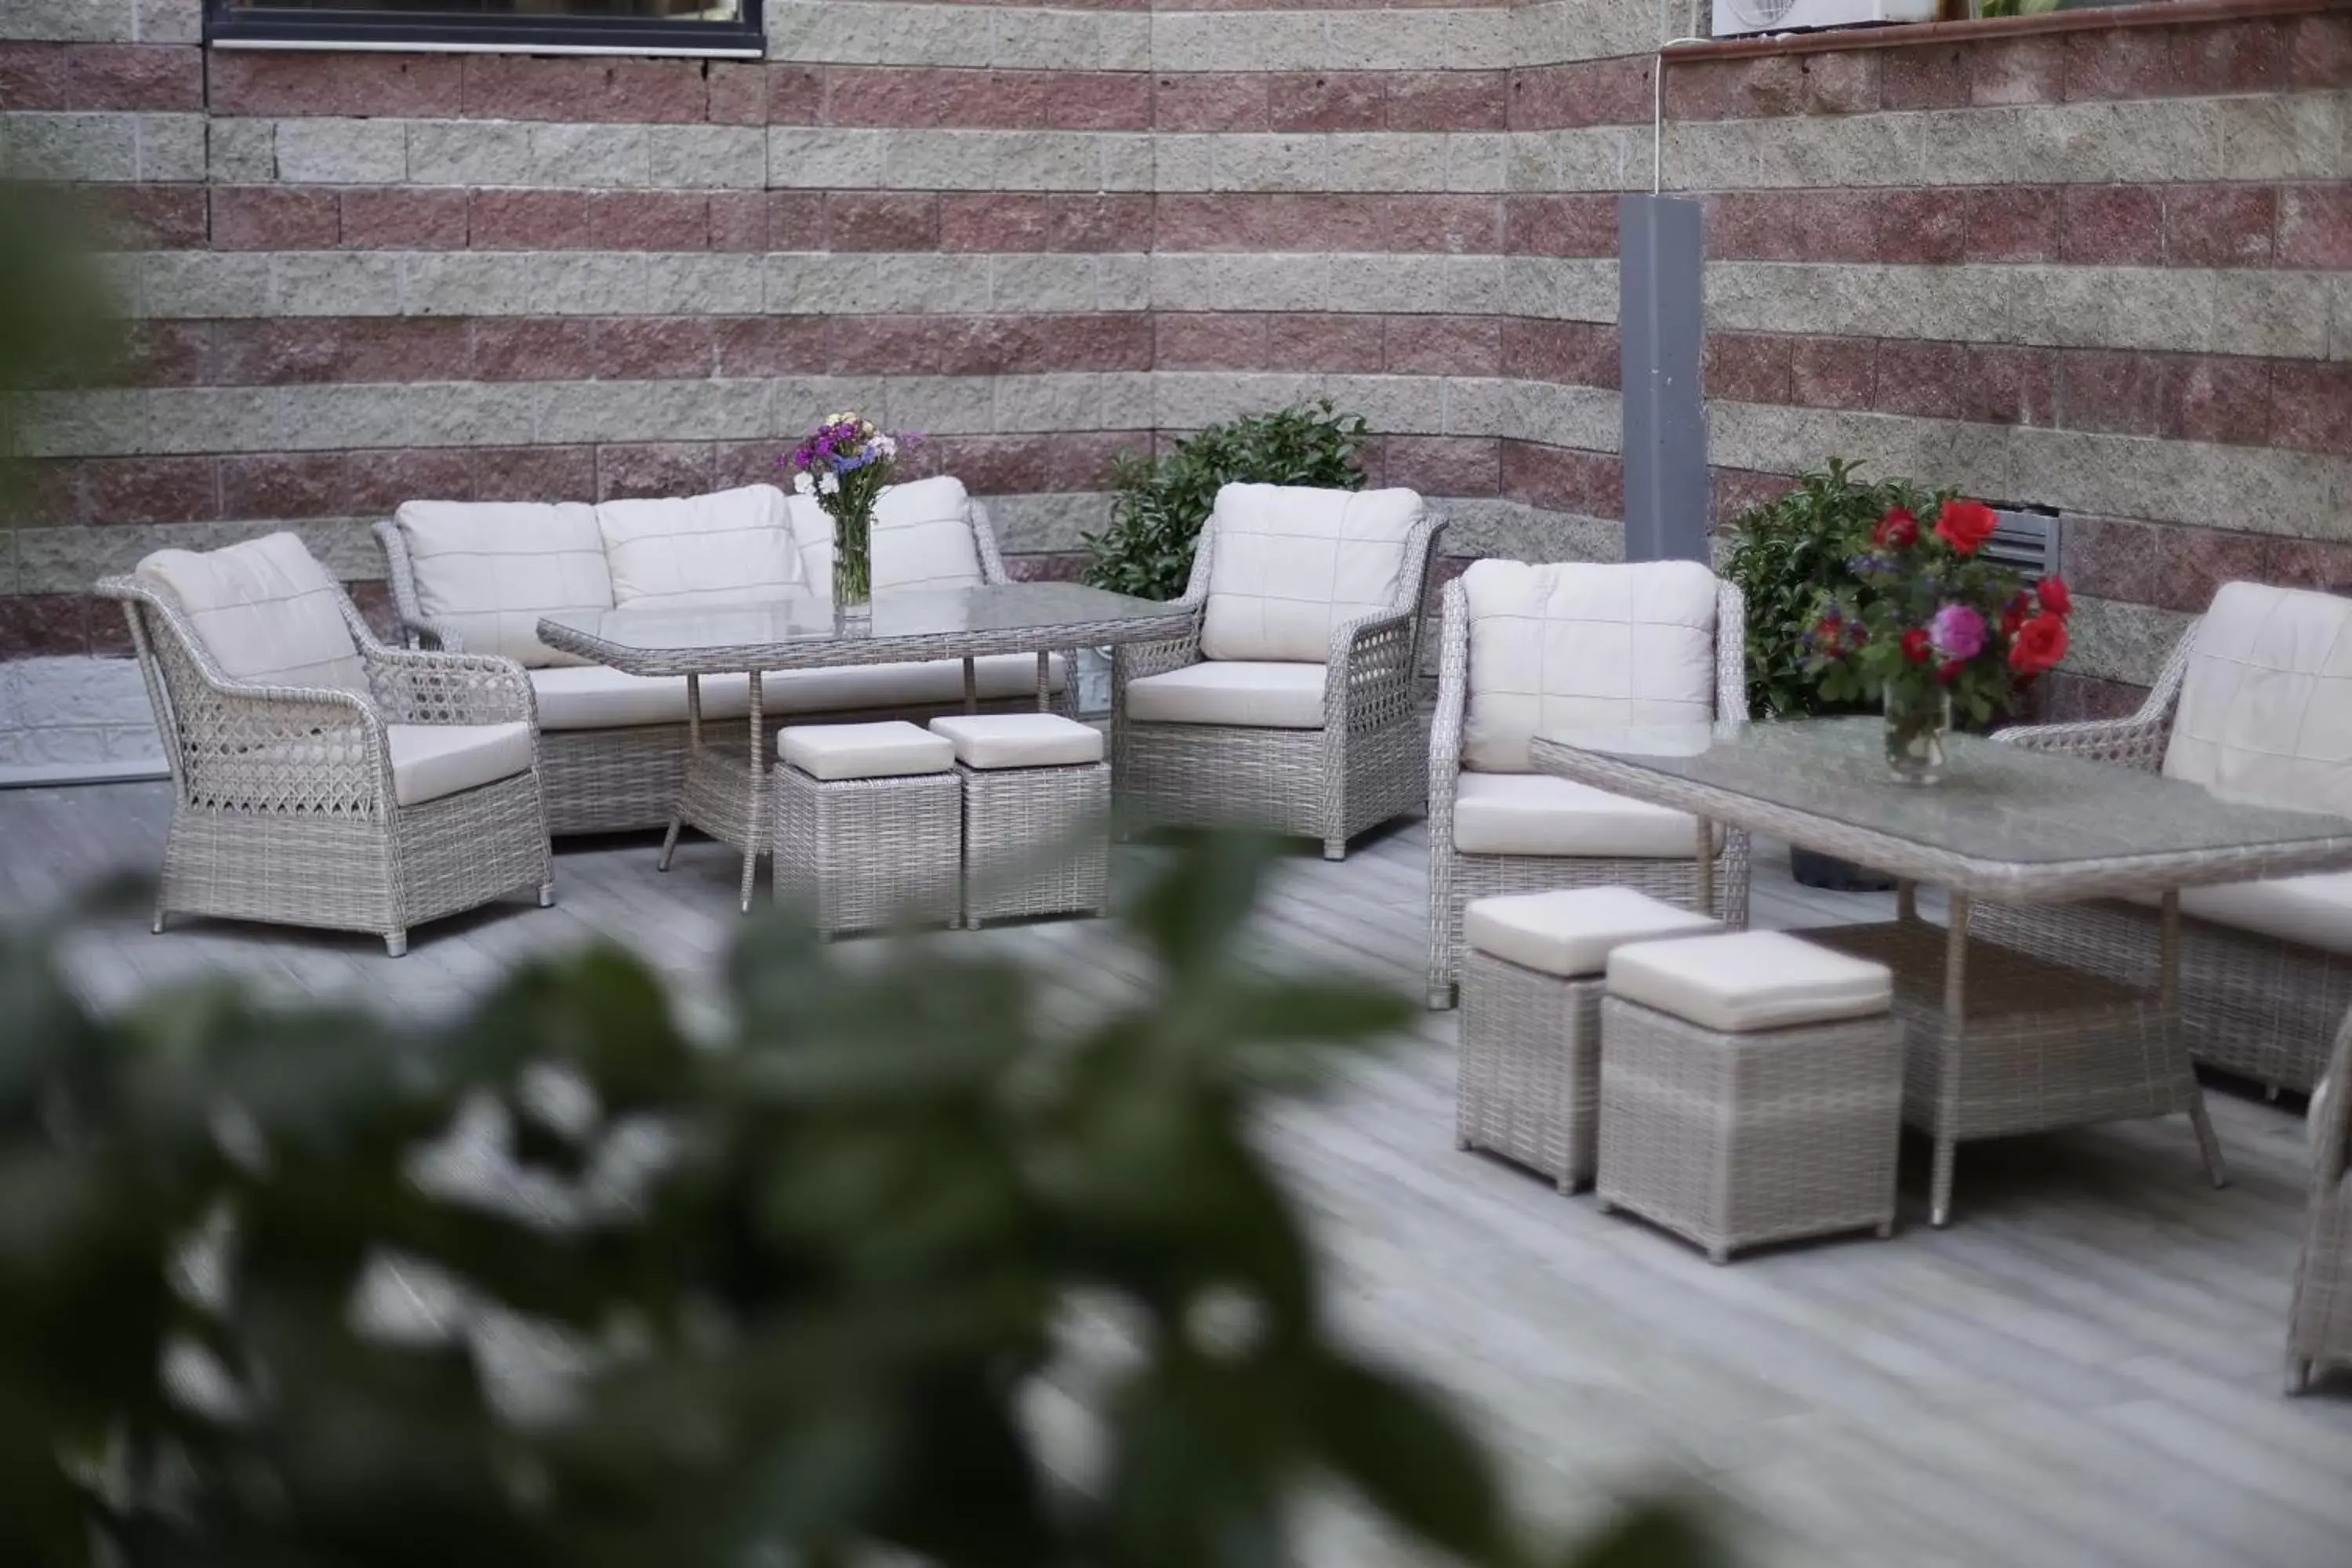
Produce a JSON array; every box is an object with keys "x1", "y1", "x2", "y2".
[
  {"x1": 1197, "y1": 484, "x2": 1425, "y2": 663},
  {"x1": 528, "y1": 656, "x2": 1065, "y2": 732},
  {"x1": 136, "y1": 532, "x2": 367, "y2": 695},
  {"x1": 597, "y1": 485, "x2": 801, "y2": 611},
  {"x1": 1460, "y1": 558, "x2": 1719, "y2": 774},
  {"x1": 789, "y1": 475, "x2": 985, "y2": 597},
  {"x1": 394, "y1": 499, "x2": 614, "y2": 668},
  {"x1": 1123, "y1": 660, "x2": 1326, "y2": 729},
  {"x1": 1451, "y1": 772, "x2": 1708, "y2": 858},
  {"x1": 1465, "y1": 886, "x2": 1720, "y2": 979},
  {"x1": 1607, "y1": 931, "x2": 1893, "y2": 1034},
  {"x1": 2163, "y1": 582, "x2": 2352, "y2": 817},
  {"x1": 384, "y1": 721, "x2": 533, "y2": 807},
  {"x1": 2177, "y1": 871, "x2": 2352, "y2": 958},
  {"x1": 929, "y1": 712, "x2": 1104, "y2": 769},
  {"x1": 779, "y1": 720, "x2": 954, "y2": 782}
]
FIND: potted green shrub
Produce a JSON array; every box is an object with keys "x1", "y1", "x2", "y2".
[{"x1": 1720, "y1": 459, "x2": 1933, "y2": 891}]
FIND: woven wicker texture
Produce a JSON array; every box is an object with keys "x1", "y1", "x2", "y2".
[
  {"x1": 956, "y1": 760, "x2": 1109, "y2": 925},
  {"x1": 96, "y1": 572, "x2": 554, "y2": 956},
  {"x1": 1427, "y1": 575, "x2": 1753, "y2": 1008},
  {"x1": 1457, "y1": 950, "x2": 1602, "y2": 1192},
  {"x1": 2288, "y1": 1011, "x2": 2352, "y2": 1392},
  {"x1": 771, "y1": 764, "x2": 963, "y2": 935},
  {"x1": 1596, "y1": 995, "x2": 1904, "y2": 1261},
  {"x1": 1110, "y1": 508, "x2": 1446, "y2": 862}
]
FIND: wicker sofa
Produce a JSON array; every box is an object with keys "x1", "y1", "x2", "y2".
[
  {"x1": 1985, "y1": 581, "x2": 2352, "y2": 1094},
  {"x1": 1427, "y1": 560, "x2": 1751, "y2": 1010},
  {"x1": 97, "y1": 532, "x2": 554, "y2": 956},
  {"x1": 376, "y1": 477, "x2": 1065, "y2": 836},
  {"x1": 2290, "y1": 1009, "x2": 2352, "y2": 1393},
  {"x1": 1110, "y1": 483, "x2": 1444, "y2": 860}
]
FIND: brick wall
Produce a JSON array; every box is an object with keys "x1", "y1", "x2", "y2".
[{"x1": 0, "y1": 0, "x2": 2346, "y2": 767}]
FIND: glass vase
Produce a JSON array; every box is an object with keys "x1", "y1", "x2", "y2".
[
  {"x1": 1882, "y1": 683, "x2": 1951, "y2": 786},
  {"x1": 832, "y1": 503, "x2": 873, "y2": 626}
]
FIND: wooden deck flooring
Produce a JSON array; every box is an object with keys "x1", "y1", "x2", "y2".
[{"x1": 5, "y1": 780, "x2": 2351, "y2": 1567}]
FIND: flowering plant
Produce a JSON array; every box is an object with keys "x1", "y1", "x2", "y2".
[
  {"x1": 1804, "y1": 496, "x2": 2072, "y2": 729},
  {"x1": 781, "y1": 412, "x2": 910, "y2": 608}
]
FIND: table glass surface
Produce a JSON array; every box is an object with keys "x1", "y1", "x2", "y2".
[
  {"x1": 1534, "y1": 717, "x2": 2352, "y2": 867},
  {"x1": 542, "y1": 583, "x2": 1183, "y2": 654}
]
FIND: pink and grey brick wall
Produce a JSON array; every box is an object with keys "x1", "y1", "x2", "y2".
[{"x1": 0, "y1": 0, "x2": 2346, "y2": 766}]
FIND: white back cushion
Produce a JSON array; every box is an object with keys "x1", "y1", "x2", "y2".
[
  {"x1": 1460, "y1": 558, "x2": 1719, "y2": 773},
  {"x1": 2163, "y1": 582, "x2": 2352, "y2": 816},
  {"x1": 394, "y1": 500, "x2": 613, "y2": 668},
  {"x1": 789, "y1": 475, "x2": 985, "y2": 597},
  {"x1": 597, "y1": 485, "x2": 801, "y2": 610},
  {"x1": 136, "y1": 532, "x2": 367, "y2": 694},
  {"x1": 1197, "y1": 484, "x2": 1425, "y2": 663}
]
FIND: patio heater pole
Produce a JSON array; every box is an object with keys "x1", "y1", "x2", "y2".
[{"x1": 1617, "y1": 194, "x2": 1708, "y2": 565}]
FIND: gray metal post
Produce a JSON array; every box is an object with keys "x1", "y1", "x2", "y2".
[{"x1": 1618, "y1": 194, "x2": 1708, "y2": 564}]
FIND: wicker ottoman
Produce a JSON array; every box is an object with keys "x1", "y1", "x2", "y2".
[
  {"x1": 1457, "y1": 887, "x2": 1722, "y2": 1192},
  {"x1": 1597, "y1": 929, "x2": 1904, "y2": 1261},
  {"x1": 928, "y1": 713, "x2": 1110, "y2": 927},
  {"x1": 771, "y1": 721, "x2": 960, "y2": 935}
]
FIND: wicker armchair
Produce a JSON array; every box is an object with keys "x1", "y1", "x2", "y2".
[
  {"x1": 1428, "y1": 567, "x2": 1751, "y2": 1011},
  {"x1": 2289, "y1": 1010, "x2": 2352, "y2": 1393},
  {"x1": 97, "y1": 536, "x2": 554, "y2": 957},
  {"x1": 1986, "y1": 589, "x2": 2352, "y2": 1094},
  {"x1": 1111, "y1": 490, "x2": 1445, "y2": 861}
]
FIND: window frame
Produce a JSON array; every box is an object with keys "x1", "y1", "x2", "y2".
[{"x1": 204, "y1": 0, "x2": 766, "y2": 57}]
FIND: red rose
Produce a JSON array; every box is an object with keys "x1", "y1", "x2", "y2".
[
  {"x1": 1900, "y1": 627, "x2": 1931, "y2": 664},
  {"x1": 2000, "y1": 593, "x2": 2028, "y2": 637},
  {"x1": 2035, "y1": 575, "x2": 2072, "y2": 618},
  {"x1": 1873, "y1": 507, "x2": 1920, "y2": 550},
  {"x1": 2008, "y1": 612, "x2": 2069, "y2": 676},
  {"x1": 1933, "y1": 658, "x2": 1965, "y2": 685},
  {"x1": 1933, "y1": 499, "x2": 1998, "y2": 556}
]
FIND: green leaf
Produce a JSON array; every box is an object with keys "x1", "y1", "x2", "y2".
[{"x1": 1304, "y1": 1354, "x2": 1513, "y2": 1566}]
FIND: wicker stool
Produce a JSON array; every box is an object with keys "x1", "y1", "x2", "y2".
[
  {"x1": 1457, "y1": 887, "x2": 1721, "y2": 1192},
  {"x1": 1598, "y1": 929, "x2": 1903, "y2": 1261},
  {"x1": 927, "y1": 713, "x2": 1110, "y2": 926},
  {"x1": 771, "y1": 720, "x2": 960, "y2": 935}
]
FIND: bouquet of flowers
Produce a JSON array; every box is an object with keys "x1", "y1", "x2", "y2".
[
  {"x1": 782, "y1": 412, "x2": 909, "y2": 613},
  {"x1": 1803, "y1": 496, "x2": 2072, "y2": 780}
]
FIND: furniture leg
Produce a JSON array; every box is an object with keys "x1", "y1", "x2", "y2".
[
  {"x1": 1695, "y1": 816, "x2": 1715, "y2": 917},
  {"x1": 2158, "y1": 888, "x2": 2229, "y2": 1189},
  {"x1": 1896, "y1": 879, "x2": 1918, "y2": 924},
  {"x1": 1932, "y1": 891, "x2": 1969, "y2": 1228},
  {"x1": 740, "y1": 670, "x2": 764, "y2": 914},
  {"x1": 662, "y1": 673, "x2": 702, "y2": 871},
  {"x1": 539, "y1": 883, "x2": 555, "y2": 908},
  {"x1": 1036, "y1": 651, "x2": 1051, "y2": 713},
  {"x1": 964, "y1": 655, "x2": 978, "y2": 715},
  {"x1": 385, "y1": 929, "x2": 408, "y2": 958}
]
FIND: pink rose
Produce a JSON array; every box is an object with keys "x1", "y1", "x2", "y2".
[{"x1": 1928, "y1": 603, "x2": 1987, "y2": 661}]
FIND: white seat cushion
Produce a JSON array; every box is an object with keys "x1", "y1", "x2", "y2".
[
  {"x1": 135, "y1": 532, "x2": 367, "y2": 694},
  {"x1": 1465, "y1": 887, "x2": 1721, "y2": 978},
  {"x1": 1607, "y1": 931, "x2": 1894, "y2": 1034},
  {"x1": 1198, "y1": 484, "x2": 1425, "y2": 663},
  {"x1": 779, "y1": 720, "x2": 954, "y2": 782},
  {"x1": 2162, "y1": 582, "x2": 2352, "y2": 817},
  {"x1": 929, "y1": 712, "x2": 1104, "y2": 769},
  {"x1": 1123, "y1": 660, "x2": 1326, "y2": 729},
  {"x1": 394, "y1": 500, "x2": 614, "y2": 668},
  {"x1": 1461, "y1": 558, "x2": 1720, "y2": 774},
  {"x1": 597, "y1": 485, "x2": 801, "y2": 611},
  {"x1": 528, "y1": 655, "x2": 1065, "y2": 732},
  {"x1": 2177, "y1": 871, "x2": 2352, "y2": 958},
  {"x1": 1451, "y1": 772, "x2": 1708, "y2": 858},
  {"x1": 789, "y1": 475, "x2": 985, "y2": 597},
  {"x1": 384, "y1": 721, "x2": 534, "y2": 807}
]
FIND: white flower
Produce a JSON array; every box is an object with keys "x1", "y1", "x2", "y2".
[
  {"x1": 818, "y1": 472, "x2": 840, "y2": 496},
  {"x1": 873, "y1": 434, "x2": 897, "y2": 459},
  {"x1": 792, "y1": 470, "x2": 814, "y2": 495}
]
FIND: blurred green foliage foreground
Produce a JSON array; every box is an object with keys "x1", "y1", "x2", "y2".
[{"x1": 0, "y1": 836, "x2": 1720, "y2": 1568}]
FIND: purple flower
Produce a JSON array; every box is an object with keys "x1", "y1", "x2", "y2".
[{"x1": 1928, "y1": 602, "x2": 1987, "y2": 661}]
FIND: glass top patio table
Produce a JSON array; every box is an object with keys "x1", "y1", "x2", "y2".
[
  {"x1": 1528, "y1": 717, "x2": 2352, "y2": 903},
  {"x1": 539, "y1": 583, "x2": 1195, "y2": 677}
]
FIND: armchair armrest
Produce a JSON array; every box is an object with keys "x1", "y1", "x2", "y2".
[
  {"x1": 361, "y1": 643, "x2": 537, "y2": 729},
  {"x1": 1323, "y1": 607, "x2": 1417, "y2": 735},
  {"x1": 1426, "y1": 581, "x2": 1470, "y2": 846},
  {"x1": 401, "y1": 614, "x2": 466, "y2": 652},
  {"x1": 1990, "y1": 622, "x2": 2194, "y2": 774},
  {"x1": 2314, "y1": 1014, "x2": 2352, "y2": 1196}
]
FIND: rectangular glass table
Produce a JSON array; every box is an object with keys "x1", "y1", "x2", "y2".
[
  {"x1": 542, "y1": 585, "x2": 1196, "y2": 912},
  {"x1": 1530, "y1": 718, "x2": 2352, "y2": 1225}
]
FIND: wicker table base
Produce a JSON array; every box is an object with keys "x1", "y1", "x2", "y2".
[{"x1": 1805, "y1": 911, "x2": 2224, "y2": 1226}]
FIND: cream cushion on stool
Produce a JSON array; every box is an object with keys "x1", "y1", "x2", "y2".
[
  {"x1": 929, "y1": 713, "x2": 1105, "y2": 769},
  {"x1": 1465, "y1": 885, "x2": 1721, "y2": 977},
  {"x1": 1607, "y1": 929, "x2": 1893, "y2": 1033},
  {"x1": 779, "y1": 720, "x2": 953, "y2": 782}
]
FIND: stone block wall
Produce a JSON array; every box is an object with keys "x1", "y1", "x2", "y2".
[{"x1": 0, "y1": 0, "x2": 2345, "y2": 767}]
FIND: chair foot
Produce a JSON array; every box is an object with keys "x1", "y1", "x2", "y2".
[
  {"x1": 657, "y1": 817, "x2": 683, "y2": 871},
  {"x1": 2188, "y1": 1098, "x2": 2230, "y2": 1188},
  {"x1": 1321, "y1": 837, "x2": 1347, "y2": 862},
  {"x1": 384, "y1": 931, "x2": 408, "y2": 958},
  {"x1": 1929, "y1": 1132, "x2": 1957, "y2": 1227},
  {"x1": 2266, "y1": 1082, "x2": 2283, "y2": 1103},
  {"x1": 2287, "y1": 1355, "x2": 2312, "y2": 1396},
  {"x1": 538, "y1": 881, "x2": 555, "y2": 909},
  {"x1": 151, "y1": 911, "x2": 166, "y2": 935},
  {"x1": 1707, "y1": 1245, "x2": 1732, "y2": 1265},
  {"x1": 1875, "y1": 1220, "x2": 1895, "y2": 1240},
  {"x1": 1428, "y1": 982, "x2": 1457, "y2": 1011}
]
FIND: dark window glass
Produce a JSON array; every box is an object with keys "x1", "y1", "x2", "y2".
[{"x1": 208, "y1": 0, "x2": 762, "y2": 52}]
